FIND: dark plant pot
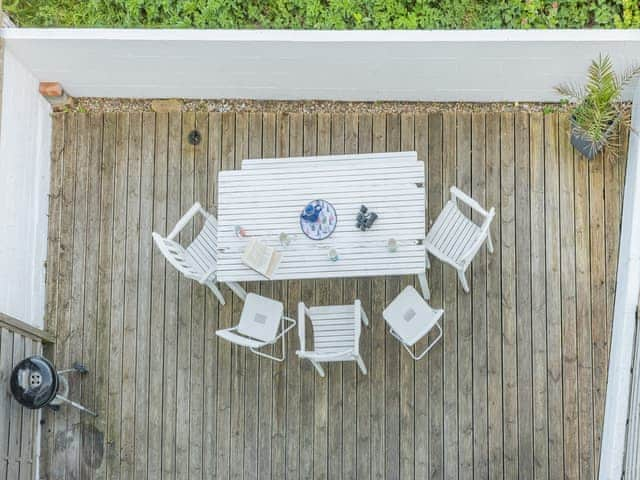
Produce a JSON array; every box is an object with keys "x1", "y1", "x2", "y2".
[{"x1": 570, "y1": 118, "x2": 618, "y2": 160}]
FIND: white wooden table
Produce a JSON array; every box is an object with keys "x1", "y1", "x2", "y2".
[{"x1": 216, "y1": 152, "x2": 429, "y2": 298}]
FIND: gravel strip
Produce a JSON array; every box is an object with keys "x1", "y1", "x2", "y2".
[{"x1": 69, "y1": 97, "x2": 579, "y2": 114}]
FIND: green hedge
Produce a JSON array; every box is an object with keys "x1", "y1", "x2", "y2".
[{"x1": 5, "y1": 0, "x2": 640, "y2": 29}]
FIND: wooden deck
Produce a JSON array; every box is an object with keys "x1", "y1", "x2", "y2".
[{"x1": 41, "y1": 110, "x2": 628, "y2": 480}]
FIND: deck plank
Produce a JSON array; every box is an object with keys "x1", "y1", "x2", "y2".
[
  {"x1": 442, "y1": 111, "x2": 459, "y2": 480},
  {"x1": 0, "y1": 328, "x2": 14, "y2": 480},
  {"x1": 515, "y1": 111, "x2": 534, "y2": 479},
  {"x1": 106, "y1": 112, "x2": 128, "y2": 480},
  {"x1": 456, "y1": 111, "x2": 473, "y2": 480},
  {"x1": 472, "y1": 112, "x2": 489, "y2": 480},
  {"x1": 133, "y1": 112, "x2": 155, "y2": 480},
  {"x1": 148, "y1": 112, "x2": 168, "y2": 480},
  {"x1": 80, "y1": 113, "x2": 103, "y2": 480},
  {"x1": 559, "y1": 113, "x2": 579, "y2": 480},
  {"x1": 189, "y1": 111, "x2": 209, "y2": 480},
  {"x1": 203, "y1": 112, "x2": 221, "y2": 480},
  {"x1": 94, "y1": 112, "x2": 116, "y2": 480},
  {"x1": 529, "y1": 112, "x2": 549, "y2": 480},
  {"x1": 120, "y1": 112, "x2": 142, "y2": 479},
  {"x1": 38, "y1": 109, "x2": 627, "y2": 480},
  {"x1": 413, "y1": 112, "x2": 430, "y2": 480},
  {"x1": 162, "y1": 111, "x2": 182, "y2": 478},
  {"x1": 53, "y1": 112, "x2": 77, "y2": 480},
  {"x1": 67, "y1": 113, "x2": 89, "y2": 479},
  {"x1": 370, "y1": 112, "x2": 387, "y2": 480},
  {"x1": 589, "y1": 143, "x2": 607, "y2": 477},
  {"x1": 544, "y1": 113, "x2": 564, "y2": 479},
  {"x1": 500, "y1": 112, "x2": 518, "y2": 480},
  {"x1": 574, "y1": 134, "x2": 595, "y2": 480}
]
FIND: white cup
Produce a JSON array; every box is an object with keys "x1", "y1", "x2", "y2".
[{"x1": 328, "y1": 248, "x2": 339, "y2": 261}]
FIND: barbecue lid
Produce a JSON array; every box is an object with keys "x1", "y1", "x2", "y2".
[{"x1": 10, "y1": 355, "x2": 59, "y2": 409}]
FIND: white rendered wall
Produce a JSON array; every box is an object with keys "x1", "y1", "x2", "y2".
[
  {"x1": 0, "y1": 29, "x2": 639, "y2": 101},
  {"x1": 599, "y1": 85, "x2": 640, "y2": 480},
  {"x1": 0, "y1": 49, "x2": 52, "y2": 328}
]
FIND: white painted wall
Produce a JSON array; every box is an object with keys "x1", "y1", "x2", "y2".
[
  {"x1": 0, "y1": 49, "x2": 52, "y2": 328},
  {"x1": 1, "y1": 29, "x2": 639, "y2": 101},
  {"x1": 599, "y1": 85, "x2": 640, "y2": 480}
]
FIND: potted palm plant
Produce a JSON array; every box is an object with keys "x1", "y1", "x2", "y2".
[{"x1": 555, "y1": 54, "x2": 639, "y2": 160}]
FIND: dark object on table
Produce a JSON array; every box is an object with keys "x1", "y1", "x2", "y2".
[
  {"x1": 9, "y1": 355, "x2": 97, "y2": 416},
  {"x1": 188, "y1": 130, "x2": 202, "y2": 146},
  {"x1": 355, "y1": 205, "x2": 378, "y2": 231}
]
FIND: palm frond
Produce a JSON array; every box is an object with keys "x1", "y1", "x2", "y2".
[
  {"x1": 616, "y1": 63, "x2": 640, "y2": 91},
  {"x1": 555, "y1": 53, "x2": 640, "y2": 155}
]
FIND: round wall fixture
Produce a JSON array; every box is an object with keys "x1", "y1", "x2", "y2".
[{"x1": 188, "y1": 130, "x2": 202, "y2": 145}]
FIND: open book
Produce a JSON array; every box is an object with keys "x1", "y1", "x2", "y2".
[{"x1": 241, "y1": 238, "x2": 283, "y2": 279}]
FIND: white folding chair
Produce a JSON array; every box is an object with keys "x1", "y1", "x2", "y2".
[
  {"x1": 296, "y1": 300, "x2": 368, "y2": 377},
  {"x1": 424, "y1": 186, "x2": 495, "y2": 293},
  {"x1": 152, "y1": 202, "x2": 245, "y2": 305},
  {"x1": 216, "y1": 293, "x2": 296, "y2": 361},
  {"x1": 383, "y1": 286, "x2": 443, "y2": 361}
]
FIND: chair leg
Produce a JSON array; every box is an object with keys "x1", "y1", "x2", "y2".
[
  {"x1": 417, "y1": 272, "x2": 430, "y2": 300},
  {"x1": 226, "y1": 281, "x2": 247, "y2": 301},
  {"x1": 487, "y1": 233, "x2": 494, "y2": 254},
  {"x1": 356, "y1": 355, "x2": 367, "y2": 375},
  {"x1": 425, "y1": 253, "x2": 431, "y2": 269},
  {"x1": 310, "y1": 360, "x2": 325, "y2": 377},
  {"x1": 457, "y1": 269, "x2": 470, "y2": 293},
  {"x1": 360, "y1": 307, "x2": 369, "y2": 327},
  {"x1": 207, "y1": 283, "x2": 226, "y2": 305}
]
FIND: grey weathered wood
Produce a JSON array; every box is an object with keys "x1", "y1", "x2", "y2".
[
  {"x1": 370, "y1": 112, "x2": 387, "y2": 480},
  {"x1": 0, "y1": 328, "x2": 14, "y2": 480},
  {"x1": 327, "y1": 112, "x2": 344, "y2": 480},
  {"x1": 472, "y1": 112, "x2": 489, "y2": 480},
  {"x1": 133, "y1": 112, "x2": 155, "y2": 480},
  {"x1": 148, "y1": 112, "x2": 168, "y2": 480},
  {"x1": 558, "y1": 113, "x2": 579, "y2": 480},
  {"x1": 399, "y1": 112, "x2": 415, "y2": 480},
  {"x1": 203, "y1": 112, "x2": 221, "y2": 480},
  {"x1": 121, "y1": 112, "x2": 142, "y2": 479},
  {"x1": 574, "y1": 123, "x2": 595, "y2": 480},
  {"x1": 257, "y1": 113, "x2": 276, "y2": 479},
  {"x1": 515, "y1": 111, "x2": 533, "y2": 479},
  {"x1": 456, "y1": 112, "x2": 473, "y2": 480},
  {"x1": 93, "y1": 112, "x2": 116, "y2": 480},
  {"x1": 39, "y1": 108, "x2": 628, "y2": 480},
  {"x1": 106, "y1": 112, "x2": 128, "y2": 480},
  {"x1": 216, "y1": 111, "x2": 235, "y2": 479},
  {"x1": 243, "y1": 111, "x2": 262, "y2": 480},
  {"x1": 274, "y1": 112, "x2": 291, "y2": 480},
  {"x1": 229, "y1": 112, "x2": 248, "y2": 480},
  {"x1": 544, "y1": 113, "x2": 564, "y2": 478},
  {"x1": 500, "y1": 112, "x2": 518, "y2": 479},
  {"x1": 162, "y1": 111, "x2": 181, "y2": 478},
  {"x1": 342, "y1": 112, "x2": 359, "y2": 480},
  {"x1": 7, "y1": 333, "x2": 24, "y2": 480},
  {"x1": 529, "y1": 112, "x2": 549, "y2": 480},
  {"x1": 385, "y1": 113, "x2": 401, "y2": 480},
  {"x1": 442, "y1": 111, "x2": 459, "y2": 480},
  {"x1": 52, "y1": 112, "x2": 77, "y2": 480},
  {"x1": 67, "y1": 113, "x2": 89, "y2": 479},
  {"x1": 356, "y1": 112, "x2": 373, "y2": 480},
  {"x1": 80, "y1": 113, "x2": 103, "y2": 480},
  {"x1": 18, "y1": 338, "x2": 35, "y2": 480},
  {"x1": 589, "y1": 139, "x2": 607, "y2": 477}
]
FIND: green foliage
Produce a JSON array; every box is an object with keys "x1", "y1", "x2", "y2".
[
  {"x1": 5, "y1": 0, "x2": 640, "y2": 28},
  {"x1": 555, "y1": 54, "x2": 640, "y2": 156}
]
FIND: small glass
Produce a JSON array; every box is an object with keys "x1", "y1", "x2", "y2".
[
  {"x1": 234, "y1": 225, "x2": 247, "y2": 238},
  {"x1": 328, "y1": 248, "x2": 339, "y2": 262},
  {"x1": 387, "y1": 238, "x2": 398, "y2": 253},
  {"x1": 279, "y1": 232, "x2": 292, "y2": 247}
]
